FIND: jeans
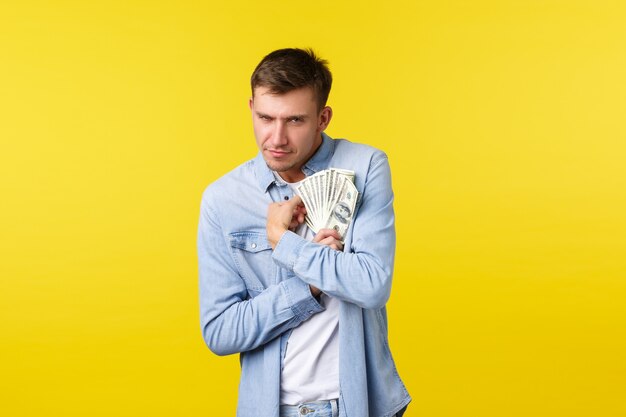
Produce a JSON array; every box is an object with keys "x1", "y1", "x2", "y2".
[
  {"x1": 279, "y1": 400, "x2": 407, "y2": 417},
  {"x1": 279, "y1": 400, "x2": 338, "y2": 417}
]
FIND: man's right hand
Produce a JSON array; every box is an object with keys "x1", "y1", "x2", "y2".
[
  {"x1": 309, "y1": 228, "x2": 344, "y2": 297},
  {"x1": 266, "y1": 195, "x2": 306, "y2": 249}
]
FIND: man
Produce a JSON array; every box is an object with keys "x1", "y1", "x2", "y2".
[{"x1": 198, "y1": 48, "x2": 410, "y2": 417}]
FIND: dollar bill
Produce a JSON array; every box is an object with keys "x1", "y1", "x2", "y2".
[
  {"x1": 323, "y1": 177, "x2": 358, "y2": 240},
  {"x1": 295, "y1": 168, "x2": 358, "y2": 239},
  {"x1": 333, "y1": 168, "x2": 355, "y2": 184}
]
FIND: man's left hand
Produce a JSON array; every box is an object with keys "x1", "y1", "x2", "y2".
[{"x1": 313, "y1": 228, "x2": 344, "y2": 252}]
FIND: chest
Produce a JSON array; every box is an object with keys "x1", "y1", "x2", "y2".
[{"x1": 221, "y1": 182, "x2": 298, "y2": 296}]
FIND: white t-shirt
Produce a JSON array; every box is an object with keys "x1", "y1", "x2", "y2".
[{"x1": 279, "y1": 178, "x2": 340, "y2": 405}]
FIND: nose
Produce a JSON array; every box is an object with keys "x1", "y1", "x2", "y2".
[{"x1": 268, "y1": 121, "x2": 288, "y2": 147}]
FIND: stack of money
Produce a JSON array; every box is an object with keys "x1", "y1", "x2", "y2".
[{"x1": 296, "y1": 168, "x2": 359, "y2": 240}]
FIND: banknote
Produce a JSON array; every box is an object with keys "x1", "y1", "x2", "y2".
[
  {"x1": 323, "y1": 177, "x2": 358, "y2": 239},
  {"x1": 296, "y1": 168, "x2": 358, "y2": 240}
]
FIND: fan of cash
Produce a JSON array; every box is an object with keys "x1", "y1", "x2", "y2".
[{"x1": 296, "y1": 168, "x2": 359, "y2": 240}]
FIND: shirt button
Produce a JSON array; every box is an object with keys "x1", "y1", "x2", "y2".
[
  {"x1": 251, "y1": 243, "x2": 257, "y2": 249},
  {"x1": 284, "y1": 195, "x2": 290, "y2": 200}
]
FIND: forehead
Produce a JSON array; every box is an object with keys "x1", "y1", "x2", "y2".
[{"x1": 252, "y1": 86, "x2": 318, "y2": 112}]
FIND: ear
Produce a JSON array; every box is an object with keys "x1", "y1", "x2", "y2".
[
  {"x1": 318, "y1": 106, "x2": 333, "y2": 132},
  {"x1": 248, "y1": 97, "x2": 254, "y2": 111}
]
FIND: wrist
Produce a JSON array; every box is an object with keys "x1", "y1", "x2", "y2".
[{"x1": 267, "y1": 225, "x2": 287, "y2": 249}]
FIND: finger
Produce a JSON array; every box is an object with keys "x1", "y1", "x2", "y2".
[
  {"x1": 313, "y1": 228, "x2": 342, "y2": 243},
  {"x1": 327, "y1": 237, "x2": 344, "y2": 251},
  {"x1": 318, "y1": 236, "x2": 344, "y2": 251},
  {"x1": 313, "y1": 231, "x2": 333, "y2": 243},
  {"x1": 321, "y1": 228, "x2": 341, "y2": 240},
  {"x1": 292, "y1": 205, "x2": 306, "y2": 216},
  {"x1": 312, "y1": 232, "x2": 325, "y2": 243},
  {"x1": 332, "y1": 240, "x2": 344, "y2": 251},
  {"x1": 318, "y1": 236, "x2": 333, "y2": 245},
  {"x1": 289, "y1": 204, "x2": 306, "y2": 225}
]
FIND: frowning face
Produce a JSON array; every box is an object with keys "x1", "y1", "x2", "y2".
[{"x1": 250, "y1": 86, "x2": 332, "y2": 183}]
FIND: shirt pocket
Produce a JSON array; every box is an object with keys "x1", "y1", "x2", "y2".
[{"x1": 228, "y1": 231, "x2": 275, "y2": 296}]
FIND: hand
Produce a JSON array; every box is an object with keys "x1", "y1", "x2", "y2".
[
  {"x1": 266, "y1": 195, "x2": 306, "y2": 249},
  {"x1": 313, "y1": 228, "x2": 344, "y2": 252}
]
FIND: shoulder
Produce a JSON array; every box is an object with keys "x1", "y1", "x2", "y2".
[
  {"x1": 325, "y1": 138, "x2": 392, "y2": 207},
  {"x1": 201, "y1": 158, "x2": 257, "y2": 208},
  {"x1": 198, "y1": 156, "x2": 270, "y2": 233},
  {"x1": 332, "y1": 138, "x2": 388, "y2": 168},
  {"x1": 333, "y1": 137, "x2": 385, "y2": 156},
  {"x1": 329, "y1": 137, "x2": 390, "y2": 179}
]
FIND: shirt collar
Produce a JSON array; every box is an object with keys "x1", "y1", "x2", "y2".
[{"x1": 253, "y1": 132, "x2": 336, "y2": 192}]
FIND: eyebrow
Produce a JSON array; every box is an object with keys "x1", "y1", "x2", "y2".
[{"x1": 255, "y1": 111, "x2": 308, "y2": 121}]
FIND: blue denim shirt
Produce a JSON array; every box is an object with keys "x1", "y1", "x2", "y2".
[{"x1": 198, "y1": 133, "x2": 411, "y2": 417}]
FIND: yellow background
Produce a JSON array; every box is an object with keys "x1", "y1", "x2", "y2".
[{"x1": 1, "y1": 1, "x2": 625, "y2": 415}]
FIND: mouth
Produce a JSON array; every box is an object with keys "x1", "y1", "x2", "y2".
[{"x1": 266, "y1": 149, "x2": 291, "y2": 158}]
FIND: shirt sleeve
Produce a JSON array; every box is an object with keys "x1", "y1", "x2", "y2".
[
  {"x1": 198, "y1": 192, "x2": 324, "y2": 356},
  {"x1": 272, "y1": 152, "x2": 396, "y2": 310}
]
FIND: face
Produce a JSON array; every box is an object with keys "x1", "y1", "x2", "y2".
[
  {"x1": 333, "y1": 203, "x2": 351, "y2": 223},
  {"x1": 250, "y1": 86, "x2": 332, "y2": 183}
]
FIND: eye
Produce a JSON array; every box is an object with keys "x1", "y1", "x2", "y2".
[{"x1": 289, "y1": 117, "x2": 302, "y2": 123}]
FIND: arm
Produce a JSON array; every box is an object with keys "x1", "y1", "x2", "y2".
[
  {"x1": 198, "y1": 195, "x2": 323, "y2": 356},
  {"x1": 269, "y1": 153, "x2": 396, "y2": 310}
]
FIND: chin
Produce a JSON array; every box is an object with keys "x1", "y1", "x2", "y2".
[{"x1": 265, "y1": 160, "x2": 295, "y2": 173}]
